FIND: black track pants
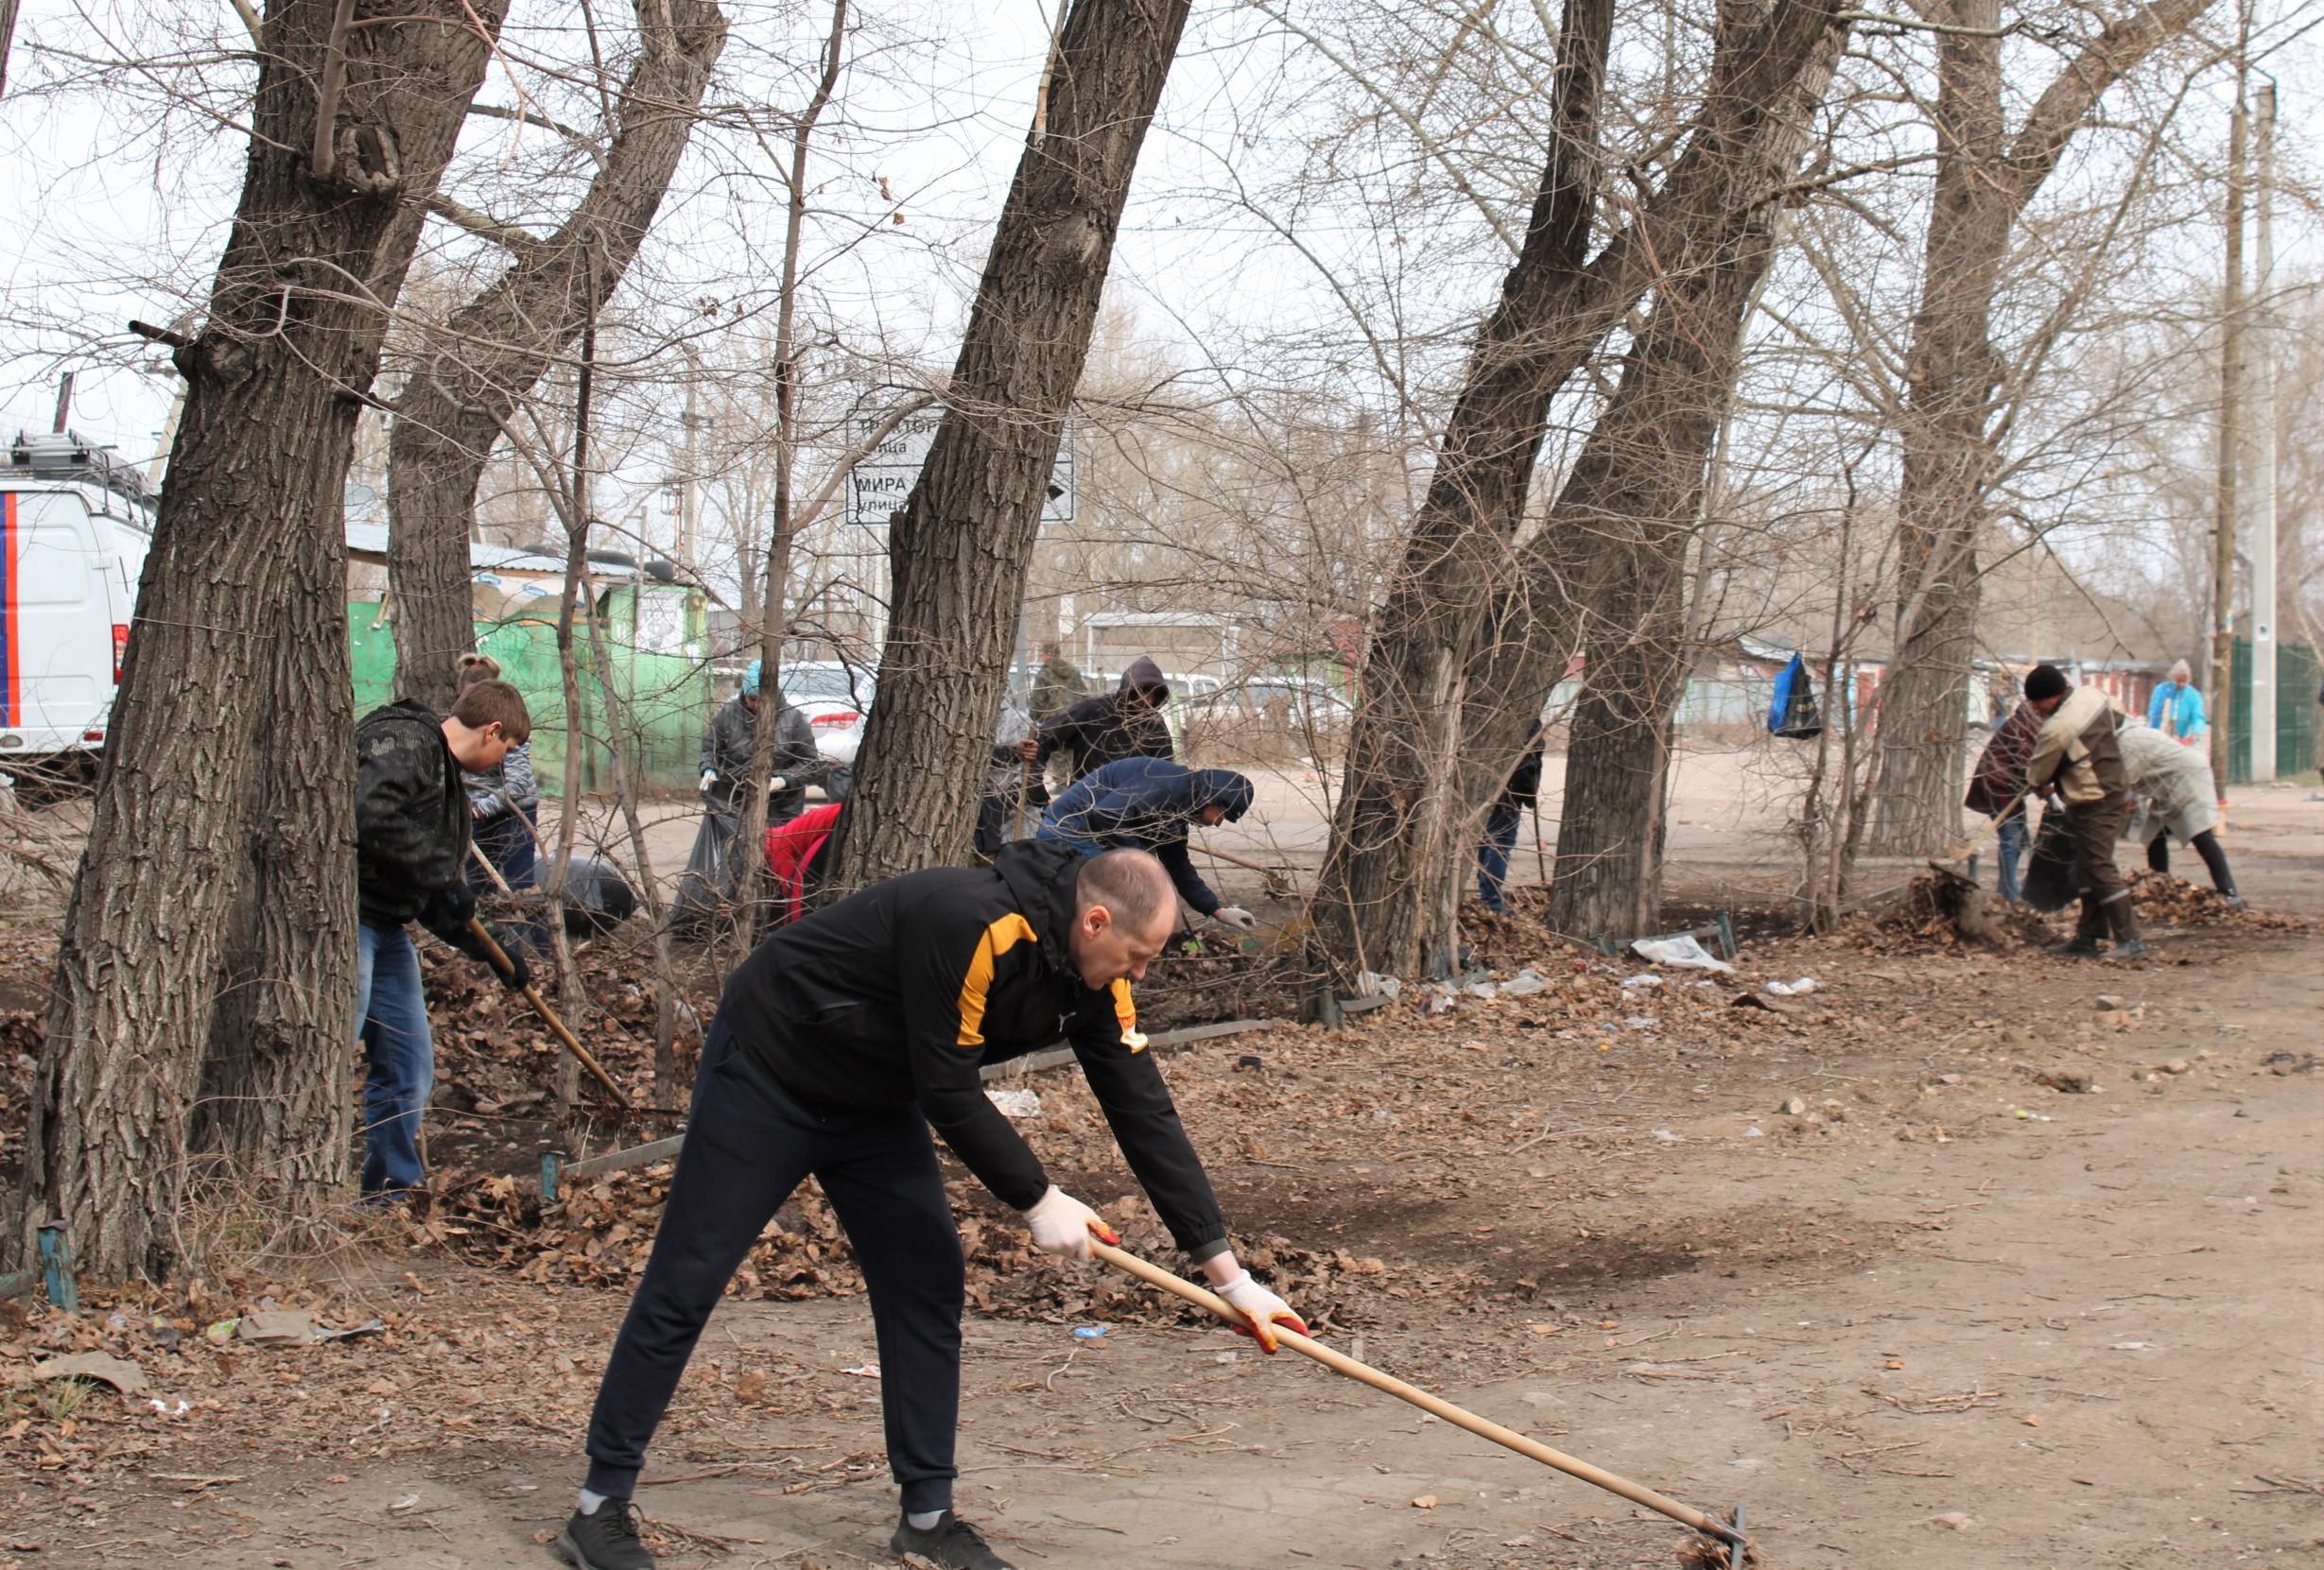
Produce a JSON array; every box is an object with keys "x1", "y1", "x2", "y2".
[{"x1": 581, "y1": 1018, "x2": 965, "y2": 1514}]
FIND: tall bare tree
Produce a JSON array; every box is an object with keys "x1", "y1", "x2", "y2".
[
  {"x1": 18, "y1": 0, "x2": 509, "y2": 1280},
  {"x1": 828, "y1": 0, "x2": 1200, "y2": 884},
  {"x1": 1318, "y1": 0, "x2": 1848, "y2": 979},
  {"x1": 387, "y1": 0, "x2": 728, "y2": 712},
  {"x1": 1543, "y1": 24, "x2": 1844, "y2": 942},
  {"x1": 1866, "y1": 0, "x2": 2216, "y2": 854}
]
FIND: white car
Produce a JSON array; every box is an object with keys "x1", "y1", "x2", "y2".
[{"x1": 777, "y1": 660, "x2": 876, "y2": 766}]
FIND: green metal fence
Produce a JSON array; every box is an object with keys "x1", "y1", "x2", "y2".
[
  {"x1": 347, "y1": 587, "x2": 714, "y2": 793},
  {"x1": 2227, "y1": 637, "x2": 2319, "y2": 783}
]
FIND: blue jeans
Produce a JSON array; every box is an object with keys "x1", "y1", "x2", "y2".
[
  {"x1": 1994, "y1": 812, "x2": 2028, "y2": 904},
  {"x1": 1476, "y1": 801, "x2": 1524, "y2": 911},
  {"x1": 355, "y1": 923, "x2": 433, "y2": 1195}
]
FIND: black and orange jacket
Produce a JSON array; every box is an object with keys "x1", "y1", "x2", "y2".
[{"x1": 720, "y1": 839, "x2": 1229, "y2": 1261}]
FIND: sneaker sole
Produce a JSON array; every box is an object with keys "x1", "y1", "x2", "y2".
[{"x1": 552, "y1": 1527, "x2": 647, "y2": 1570}]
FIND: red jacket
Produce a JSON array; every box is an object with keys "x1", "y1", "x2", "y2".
[{"x1": 764, "y1": 802, "x2": 842, "y2": 923}]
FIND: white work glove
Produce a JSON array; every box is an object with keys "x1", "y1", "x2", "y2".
[
  {"x1": 768, "y1": 774, "x2": 789, "y2": 793},
  {"x1": 700, "y1": 769, "x2": 718, "y2": 793},
  {"x1": 1215, "y1": 1269, "x2": 1309, "y2": 1354},
  {"x1": 1022, "y1": 1185, "x2": 1118, "y2": 1261},
  {"x1": 1212, "y1": 906, "x2": 1257, "y2": 932}
]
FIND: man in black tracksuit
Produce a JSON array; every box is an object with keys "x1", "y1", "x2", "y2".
[{"x1": 556, "y1": 842, "x2": 1306, "y2": 1570}]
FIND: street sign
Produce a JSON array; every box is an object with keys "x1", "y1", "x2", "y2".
[{"x1": 845, "y1": 407, "x2": 1075, "y2": 526}]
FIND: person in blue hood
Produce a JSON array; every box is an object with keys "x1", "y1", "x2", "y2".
[{"x1": 1036, "y1": 757, "x2": 1259, "y2": 931}]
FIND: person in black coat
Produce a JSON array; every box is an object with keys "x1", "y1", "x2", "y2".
[
  {"x1": 354, "y1": 681, "x2": 532, "y2": 1197},
  {"x1": 1009, "y1": 655, "x2": 1172, "y2": 782},
  {"x1": 1475, "y1": 720, "x2": 1545, "y2": 914}
]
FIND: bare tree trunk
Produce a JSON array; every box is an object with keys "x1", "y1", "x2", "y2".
[
  {"x1": 1315, "y1": 0, "x2": 1612, "y2": 979},
  {"x1": 1868, "y1": 0, "x2": 2215, "y2": 853},
  {"x1": 20, "y1": 0, "x2": 508, "y2": 1279},
  {"x1": 1319, "y1": 0, "x2": 1847, "y2": 978},
  {"x1": 387, "y1": 0, "x2": 727, "y2": 711},
  {"x1": 828, "y1": 0, "x2": 1197, "y2": 887},
  {"x1": 1546, "y1": 19, "x2": 1844, "y2": 944}
]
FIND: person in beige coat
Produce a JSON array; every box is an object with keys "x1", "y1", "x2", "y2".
[
  {"x1": 2022, "y1": 664, "x2": 2143, "y2": 959},
  {"x1": 2118, "y1": 721, "x2": 2245, "y2": 909}
]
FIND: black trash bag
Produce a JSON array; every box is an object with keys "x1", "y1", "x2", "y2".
[
  {"x1": 2020, "y1": 808, "x2": 2079, "y2": 913},
  {"x1": 555, "y1": 855, "x2": 638, "y2": 936},
  {"x1": 669, "y1": 804, "x2": 738, "y2": 936}
]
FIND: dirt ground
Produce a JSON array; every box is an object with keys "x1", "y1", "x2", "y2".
[{"x1": 2, "y1": 773, "x2": 2318, "y2": 1570}]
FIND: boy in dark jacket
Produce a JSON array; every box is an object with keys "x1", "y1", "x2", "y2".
[
  {"x1": 354, "y1": 680, "x2": 533, "y2": 1197},
  {"x1": 1035, "y1": 756, "x2": 1258, "y2": 930},
  {"x1": 1475, "y1": 721, "x2": 1545, "y2": 914},
  {"x1": 557, "y1": 845, "x2": 1303, "y2": 1570},
  {"x1": 1010, "y1": 654, "x2": 1172, "y2": 782},
  {"x1": 1965, "y1": 700, "x2": 2042, "y2": 902}
]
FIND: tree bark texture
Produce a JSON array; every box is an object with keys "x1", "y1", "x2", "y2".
[
  {"x1": 1319, "y1": 0, "x2": 1846, "y2": 978},
  {"x1": 1548, "y1": 21, "x2": 1845, "y2": 945},
  {"x1": 827, "y1": 0, "x2": 1194, "y2": 887},
  {"x1": 387, "y1": 0, "x2": 727, "y2": 712},
  {"x1": 20, "y1": 0, "x2": 508, "y2": 1280},
  {"x1": 1866, "y1": 0, "x2": 2214, "y2": 853},
  {"x1": 1313, "y1": 0, "x2": 1612, "y2": 981}
]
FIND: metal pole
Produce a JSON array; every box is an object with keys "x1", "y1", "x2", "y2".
[
  {"x1": 2249, "y1": 80, "x2": 2278, "y2": 783},
  {"x1": 2209, "y1": 79, "x2": 2246, "y2": 805}
]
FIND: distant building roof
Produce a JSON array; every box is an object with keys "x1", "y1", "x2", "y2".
[{"x1": 344, "y1": 521, "x2": 640, "y2": 580}]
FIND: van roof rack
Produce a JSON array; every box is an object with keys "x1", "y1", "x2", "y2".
[{"x1": 8, "y1": 429, "x2": 158, "y2": 513}]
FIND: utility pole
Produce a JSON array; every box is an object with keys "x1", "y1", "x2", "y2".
[
  {"x1": 2248, "y1": 80, "x2": 2278, "y2": 784},
  {"x1": 50, "y1": 370, "x2": 74, "y2": 433},
  {"x1": 2209, "y1": 71, "x2": 2247, "y2": 804}
]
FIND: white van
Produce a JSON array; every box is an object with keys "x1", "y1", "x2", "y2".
[{"x1": 0, "y1": 431, "x2": 156, "y2": 790}]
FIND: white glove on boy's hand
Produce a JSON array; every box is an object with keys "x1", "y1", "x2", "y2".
[
  {"x1": 1022, "y1": 1185, "x2": 1118, "y2": 1260},
  {"x1": 1212, "y1": 906, "x2": 1257, "y2": 931},
  {"x1": 700, "y1": 769, "x2": 718, "y2": 792}
]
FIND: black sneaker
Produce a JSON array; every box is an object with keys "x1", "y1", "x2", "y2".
[
  {"x1": 890, "y1": 1510, "x2": 1016, "y2": 1569},
  {"x1": 556, "y1": 1499, "x2": 653, "y2": 1570}
]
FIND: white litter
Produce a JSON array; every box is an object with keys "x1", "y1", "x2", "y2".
[
  {"x1": 1500, "y1": 969, "x2": 1549, "y2": 997},
  {"x1": 1621, "y1": 974, "x2": 1663, "y2": 990},
  {"x1": 1765, "y1": 976, "x2": 1818, "y2": 997},
  {"x1": 984, "y1": 1089, "x2": 1041, "y2": 1118},
  {"x1": 1356, "y1": 972, "x2": 1402, "y2": 999},
  {"x1": 1629, "y1": 934, "x2": 1734, "y2": 974}
]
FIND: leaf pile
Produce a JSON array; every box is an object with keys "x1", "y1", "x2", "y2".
[
  {"x1": 1850, "y1": 874, "x2": 2057, "y2": 956},
  {"x1": 2125, "y1": 870, "x2": 2311, "y2": 930},
  {"x1": 417, "y1": 1164, "x2": 1396, "y2": 1336}
]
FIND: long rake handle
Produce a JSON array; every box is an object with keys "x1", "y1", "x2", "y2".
[
  {"x1": 1089, "y1": 1239, "x2": 1738, "y2": 1544},
  {"x1": 465, "y1": 917, "x2": 632, "y2": 1109}
]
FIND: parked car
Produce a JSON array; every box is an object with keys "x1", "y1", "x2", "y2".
[
  {"x1": 776, "y1": 659, "x2": 876, "y2": 766},
  {"x1": 0, "y1": 431, "x2": 155, "y2": 799}
]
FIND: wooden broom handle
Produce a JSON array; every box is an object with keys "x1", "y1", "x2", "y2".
[
  {"x1": 1089, "y1": 1239, "x2": 1739, "y2": 1544},
  {"x1": 465, "y1": 917, "x2": 631, "y2": 1109}
]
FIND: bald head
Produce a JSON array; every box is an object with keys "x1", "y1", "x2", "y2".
[
  {"x1": 1076, "y1": 849, "x2": 1173, "y2": 932},
  {"x1": 1067, "y1": 850, "x2": 1177, "y2": 990}
]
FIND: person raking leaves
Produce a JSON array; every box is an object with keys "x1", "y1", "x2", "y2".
[
  {"x1": 555, "y1": 843, "x2": 1306, "y2": 1570},
  {"x1": 352, "y1": 678, "x2": 534, "y2": 1199}
]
